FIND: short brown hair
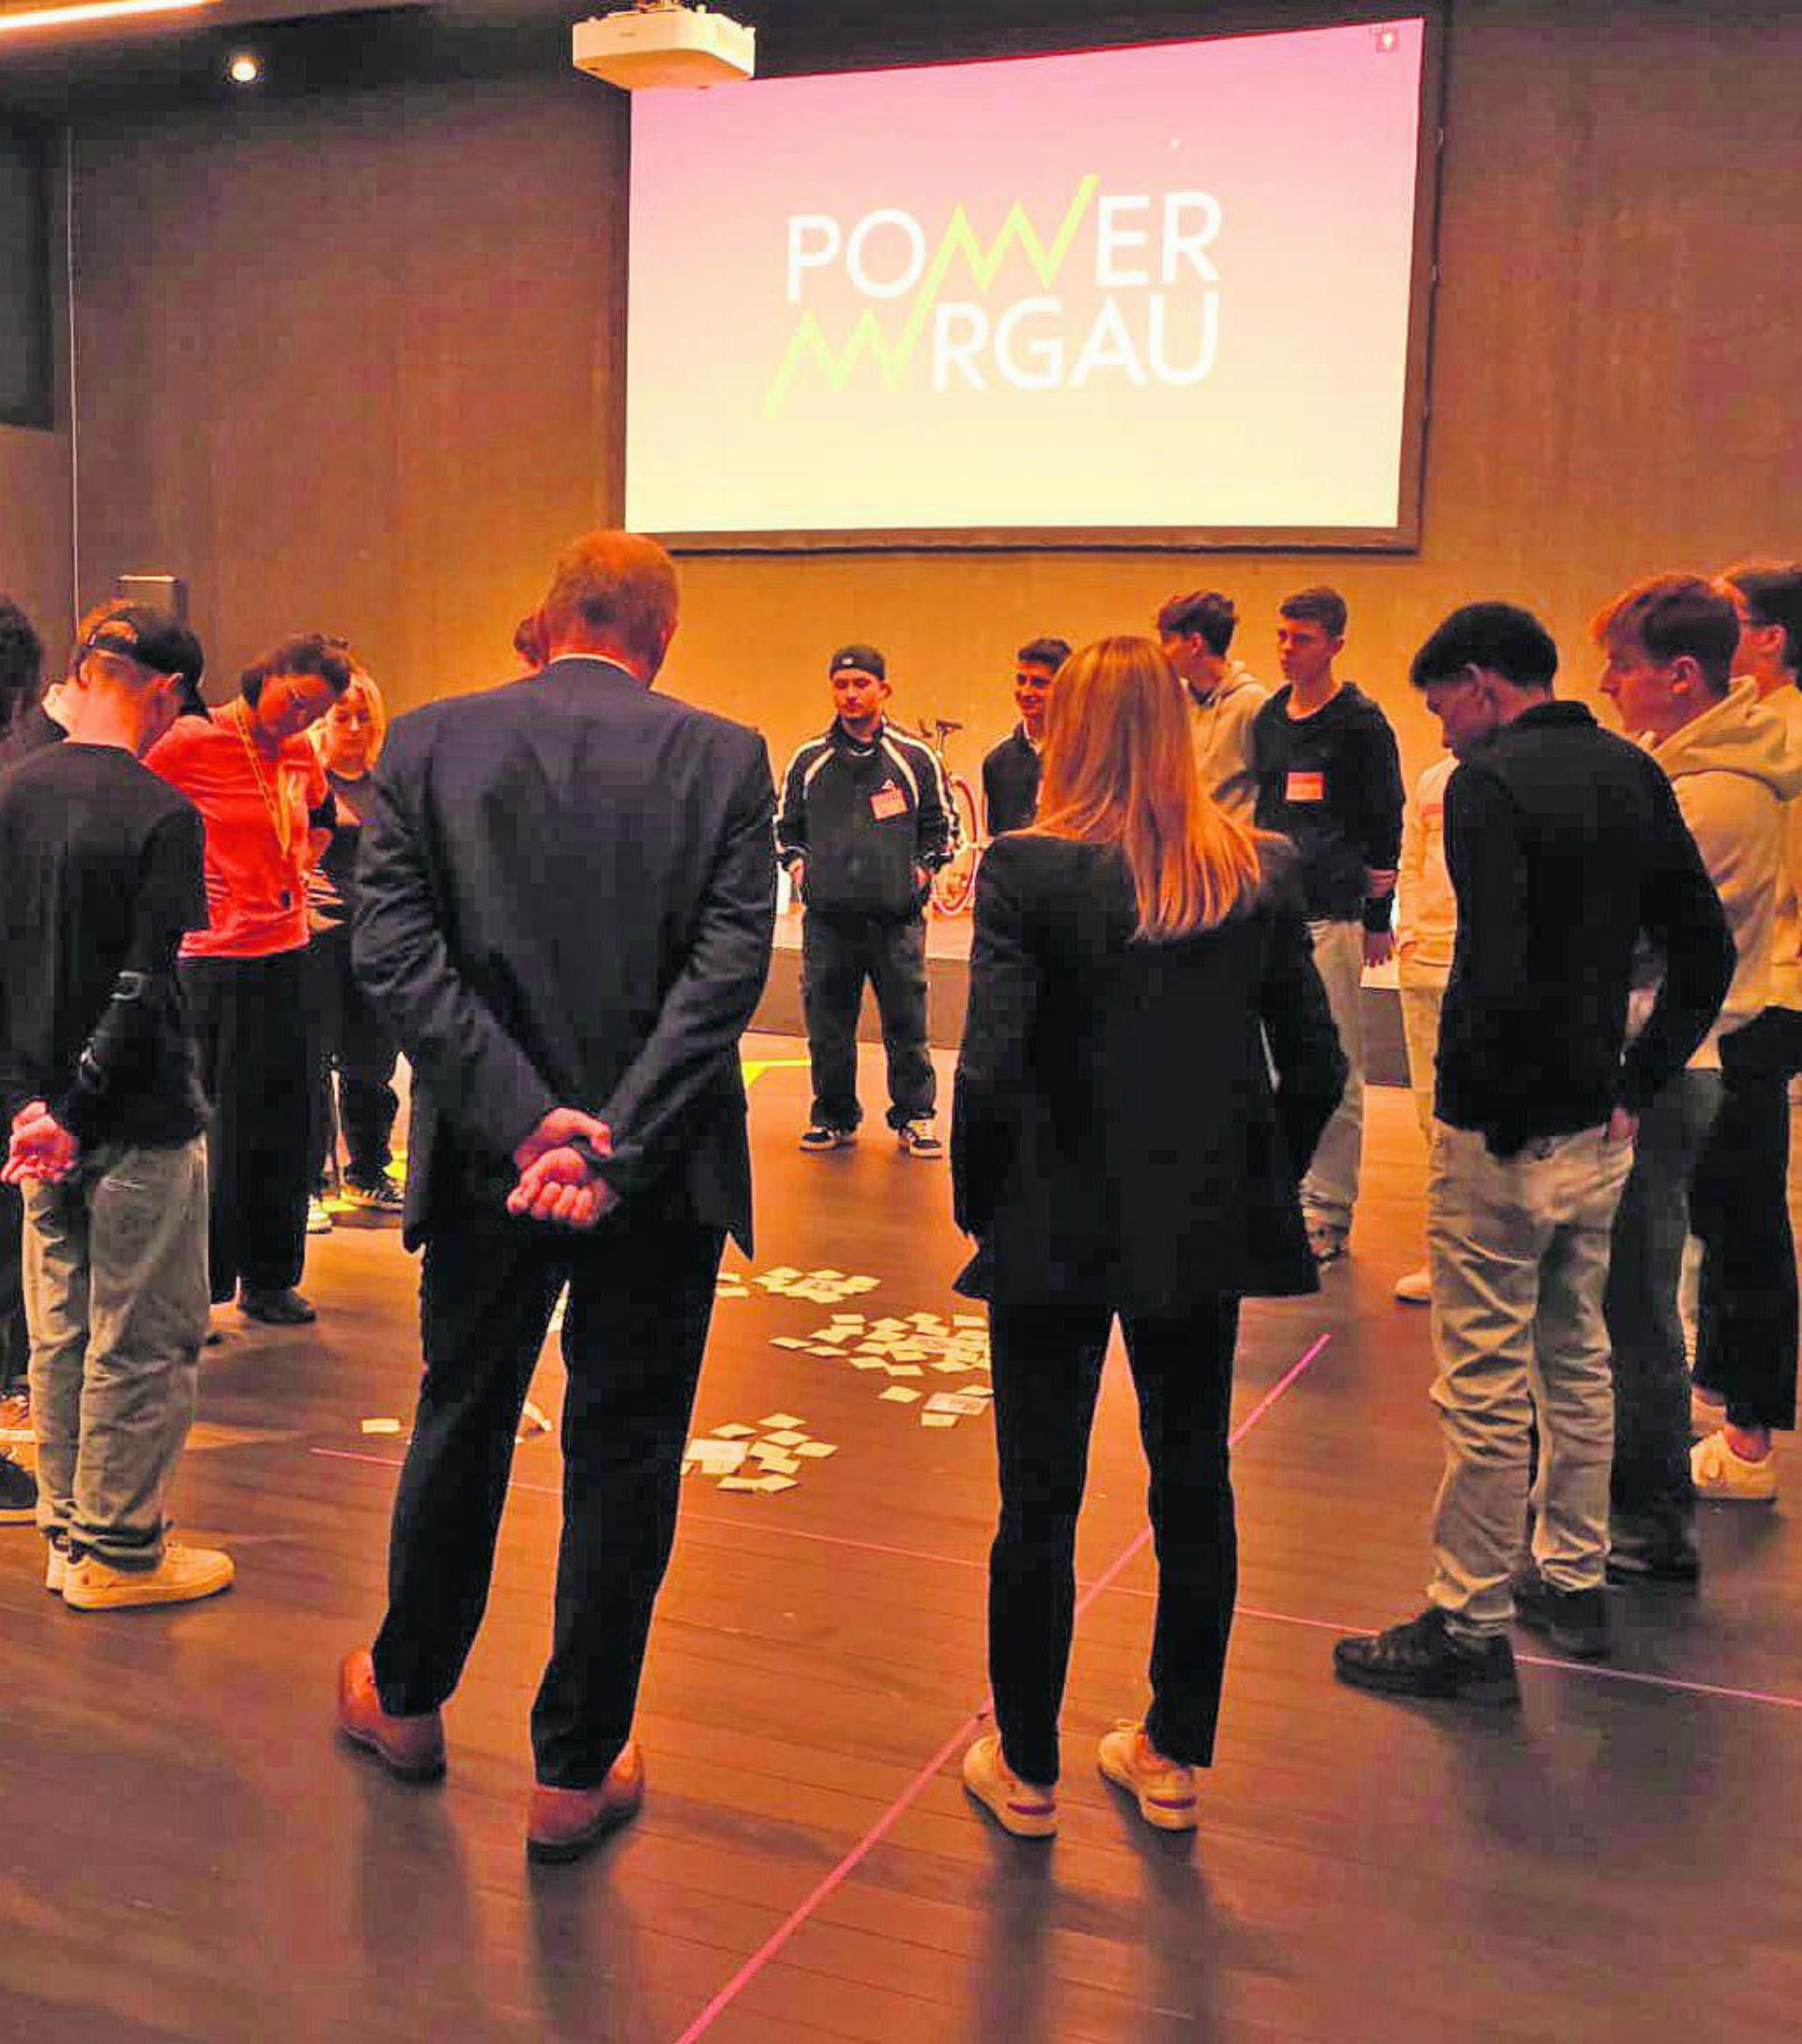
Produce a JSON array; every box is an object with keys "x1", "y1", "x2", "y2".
[
  {"x1": 1591, "y1": 574, "x2": 1738, "y2": 694},
  {"x1": 1278, "y1": 587, "x2": 1348, "y2": 639},
  {"x1": 1156, "y1": 590, "x2": 1237, "y2": 657},
  {"x1": 1720, "y1": 559, "x2": 1802, "y2": 675},
  {"x1": 541, "y1": 531, "x2": 680, "y2": 670}
]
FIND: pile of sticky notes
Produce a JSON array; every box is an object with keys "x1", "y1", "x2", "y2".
[
  {"x1": 682, "y1": 1411, "x2": 840, "y2": 1494},
  {"x1": 753, "y1": 1266, "x2": 881, "y2": 1306},
  {"x1": 770, "y1": 1310, "x2": 995, "y2": 1428}
]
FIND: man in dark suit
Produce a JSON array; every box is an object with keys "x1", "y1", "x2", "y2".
[{"x1": 335, "y1": 530, "x2": 776, "y2": 1863}]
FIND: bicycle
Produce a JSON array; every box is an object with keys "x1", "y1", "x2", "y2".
[{"x1": 910, "y1": 716, "x2": 983, "y2": 916}]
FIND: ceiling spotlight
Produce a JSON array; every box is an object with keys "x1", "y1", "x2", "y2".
[{"x1": 226, "y1": 50, "x2": 260, "y2": 84}]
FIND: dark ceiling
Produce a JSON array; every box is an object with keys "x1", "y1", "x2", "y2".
[{"x1": 0, "y1": 0, "x2": 1405, "y2": 119}]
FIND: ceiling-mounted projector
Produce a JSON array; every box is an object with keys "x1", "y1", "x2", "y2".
[{"x1": 573, "y1": 1, "x2": 755, "y2": 90}]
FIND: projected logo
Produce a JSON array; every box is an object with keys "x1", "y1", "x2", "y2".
[{"x1": 768, "y1": 177, "x2": 1221, "y2": 413}]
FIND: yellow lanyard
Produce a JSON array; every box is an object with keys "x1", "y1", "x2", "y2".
[{"x1": 230, "y1": 700, "x2": 294, "y2": 859}]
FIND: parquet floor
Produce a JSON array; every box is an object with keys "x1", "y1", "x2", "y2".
[{"x1": 2, "y1": 1038, "x2": 1798, "y2": 2043}]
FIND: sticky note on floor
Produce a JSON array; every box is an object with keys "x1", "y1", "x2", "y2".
[
  {"x1": 711, "y1": 1423, "x2": 756, "y2": 1440},
  {"x1": 794, "y1": 1441, "x2": 837, "y2": 1458},
  {"x1": 756, "y1": 1474, "x2": 799, "y2": 1493},
  {"x1": 920, "y1": 1411, "x2": 957, "y2": 1428},
  {"x1": 759, "y1": 1413, "x2": 804, "y2": 1430},
  {"x1": 361, "y1": 1418, "x2": 403, "y2": 1436},
  {"x1": 879, "y1": 1386, "x2": 922, "y2": 1404}
]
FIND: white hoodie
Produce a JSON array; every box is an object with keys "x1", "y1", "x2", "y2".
[{"x1": 1647, "y1": 679, "x2": 1802, "y2": 1064}]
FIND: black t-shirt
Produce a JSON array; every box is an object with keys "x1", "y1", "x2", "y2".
[
  {"x1": 983, "y1": 727, "x2": 1042, "y2": 836},
  {"x1": 0, "y1": 742, "x2": 209, "y2": 1147}
]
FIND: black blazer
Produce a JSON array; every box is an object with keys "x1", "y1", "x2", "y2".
[
  {"x1": 952, "y1": 833, "x2": 1345, "y2": 1310},
  {"x1": 353, "y1": 657, "x2": 776, "y2": 1252}
]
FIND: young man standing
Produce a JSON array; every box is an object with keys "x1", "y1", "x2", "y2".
[
  {"x1": 982, "y1": 636, "x2": 1069, "y2": 836},
  {"x1": 0, "y1": 608, "x2": 232, "y2": 1609},
  {"x1": 1250, "y1": 587, "x2": 1404, "y2": 1261},
  {"x1": 1594, "y1": 575, "x2": 1802, "y2": 1581},
  {"x1": 1334, "y1": 604, "x2": 1730, "y2": 1701},
  {"x1": 1688, "y1": 561, "x2": 1802, "y2": 1503},
  {"x1": 777, "y1": 645, "x2": 955, "y2": 1157},
  {"x1": 1157, "y1": 590, "x2": 1267, "y2": 822}
]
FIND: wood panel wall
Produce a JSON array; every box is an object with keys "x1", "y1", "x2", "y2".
[
  {"x1": 0, "y1": 132, "x2": 71, "y2": 657},
  {"x1": 29, "y1": 0, "x2": 1802, "y2": 790}
]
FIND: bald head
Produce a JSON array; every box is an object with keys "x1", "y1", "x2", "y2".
[{"x1": 540, "y1": 530, "x2": 680, "y2": 680}]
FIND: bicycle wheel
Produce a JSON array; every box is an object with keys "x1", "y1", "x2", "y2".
[{"x1": 931, "y1": 775, "x2": 982, "y2": 916}]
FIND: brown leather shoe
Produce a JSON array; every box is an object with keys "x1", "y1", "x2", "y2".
[
  {"x1": 336, "y1": 1648, "x2": 446, "y2": 1781},
  {"x1": 527, "y1": 1741, "x2": 645, "y2": 1863}
]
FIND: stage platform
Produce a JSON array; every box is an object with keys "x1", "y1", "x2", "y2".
[
  {"x1": 3, "y1": 1041, "x2": 1796, "y2": 2043},
  {"x1": 756, "y1": 910, "x2": 1409, "y2": 1084}
]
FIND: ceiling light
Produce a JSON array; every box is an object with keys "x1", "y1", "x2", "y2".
[
  {"x1": 227, "y1": 50, "x2": 260, "y2": 84},
  {"x1": 0, "y1": 0, "x2": 215, "y2": 35}
]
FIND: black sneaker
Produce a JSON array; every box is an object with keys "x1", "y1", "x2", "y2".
[
  {"x1": 239, "y1": 1287, "x2": 317, "y2": 1326},
  {"x1": 1333, "y1": 1607, "x2": 1521, "y2": 1704},
  {"x1": 1606, "y1": 1523, "x2": 1702, "y2": 1584},
  {"x1": 0, "y1": 1451, "x2": 38, "y2": 1524},
  {"x1": 799, "y1": 1124, "x2": 856, "y2": 1153},
  {"x1": 344, "y1": 1171, "x2": 405, "y2": 1213},
  {"x1": 1510, "y1": 1566, "x2": 1611, "y2": 1659}
]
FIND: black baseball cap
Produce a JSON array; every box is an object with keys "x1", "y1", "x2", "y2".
[
  {"x1": 829, "y1": 643, "x2": 886, "y2": 682},
  {"x1": 82, "y1": 605, "x2": 206, "y2": 714}
]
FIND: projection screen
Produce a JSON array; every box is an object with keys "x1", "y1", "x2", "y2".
[{"x1": 626, "y1": 17, "x2": 1440, "y2": 550}]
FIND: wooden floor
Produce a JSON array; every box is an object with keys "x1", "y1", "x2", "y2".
[{"x1": 5, "y1": 1037, "x2": 1801, "y2": 2044}]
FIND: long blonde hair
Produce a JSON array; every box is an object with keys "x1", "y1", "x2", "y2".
[{"x1": 1033, "y1": 634, "x2": 1263, "y2": 940}]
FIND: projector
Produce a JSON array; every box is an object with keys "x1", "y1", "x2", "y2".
[{"x1": 573, "y1": 1, "x2": 756, "y2": 90}]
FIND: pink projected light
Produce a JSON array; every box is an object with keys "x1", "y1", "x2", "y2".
[{"x1": 627, "y1": 19, "x2": 1431, "y2": 543}]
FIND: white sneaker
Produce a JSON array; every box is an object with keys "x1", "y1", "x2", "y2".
[
  {"x1": 1689, "y1": 1386, "x2": 1726, "y2": 1440},
  {"x1": 1394, "y1": 1267, "x2": 1431, "y2": 1305},
  {"x1": 45, "y1": 1544, "x2": 65, "y2": 1595},
  {"x1": 62, "y1": 1543, "x2": 236, "y2": 1609},
  {"x1": 1097, "y1": 1721, "x2": 1199, "y2": 1831},
  {"x1": 960, "y1": 1733, "x2": 1057, "y2": 1838},
  {"x1": 1692, "y1": 1431, "x2": 1778, "y2": 1504},
  {"x1": 306, "y1": 1197, "x2": 335, "y2": 1235}
]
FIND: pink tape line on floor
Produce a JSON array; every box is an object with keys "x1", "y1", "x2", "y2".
[{"x1": 664, "y1": 1328, "x2": 1335, "y2": 2044}]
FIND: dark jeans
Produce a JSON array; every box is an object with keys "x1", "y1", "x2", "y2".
[
  {"x1": 371, "y1": 1191, "x2": 724, "y2": 1789},
  {"x1": 304, "y1": 925, "x2": 400, "y2": 1188},
  {"x1": 1605, "y1": 1072, "x2": 1719, "y2": 1544},
  {"x1": 1692, "y1": 1008, "x2": 1802, "y2": 1432},
  {"x1": 801, "y1": 911, "x2": 934, "y2": 1130},
  {"x1": 181, "y1": 950, "x2": 312, "y2": 1303},
  {"x1": 986, "y1": 1297, "x2": 1239, "y2": 1786}
]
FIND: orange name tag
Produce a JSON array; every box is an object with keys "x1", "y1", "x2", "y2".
[
  {"x1": 870, "y1": 783, "x2": 908, "y2": 821},
  {"x1": 1286, "y1": 770, "x2": 1326, "y2": 803}
]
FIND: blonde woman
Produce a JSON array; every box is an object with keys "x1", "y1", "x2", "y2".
[
  {"x1": 305, "y1": 668, "x2": 404, "y2": 1216},
  {"x1": 953, "y1": 634, "x2": 1344, "y2": 1839}
]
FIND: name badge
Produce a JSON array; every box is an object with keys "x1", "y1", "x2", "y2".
[
  {"x1": 870, "y1": 782, "x2": 908, "y2": 821},
  {"x1": 1286, "y1": 770, "x2": 1326, "y2": 803}
]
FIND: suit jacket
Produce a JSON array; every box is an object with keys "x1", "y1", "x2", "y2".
[
  {"x1": 353, "y1": 657, "x2": 776, "y2": 1252},
  {"x1": 952, "y1": 833, "x2": 1345, "y2": 1310}
]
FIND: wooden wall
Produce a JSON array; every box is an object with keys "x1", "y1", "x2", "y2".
[
  {"x1": 0, "y1": 132, "x2": 70, "y2": 655},
  {"x1": 30, "y1": 0, "x2": 1802, "y2": 786}
]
